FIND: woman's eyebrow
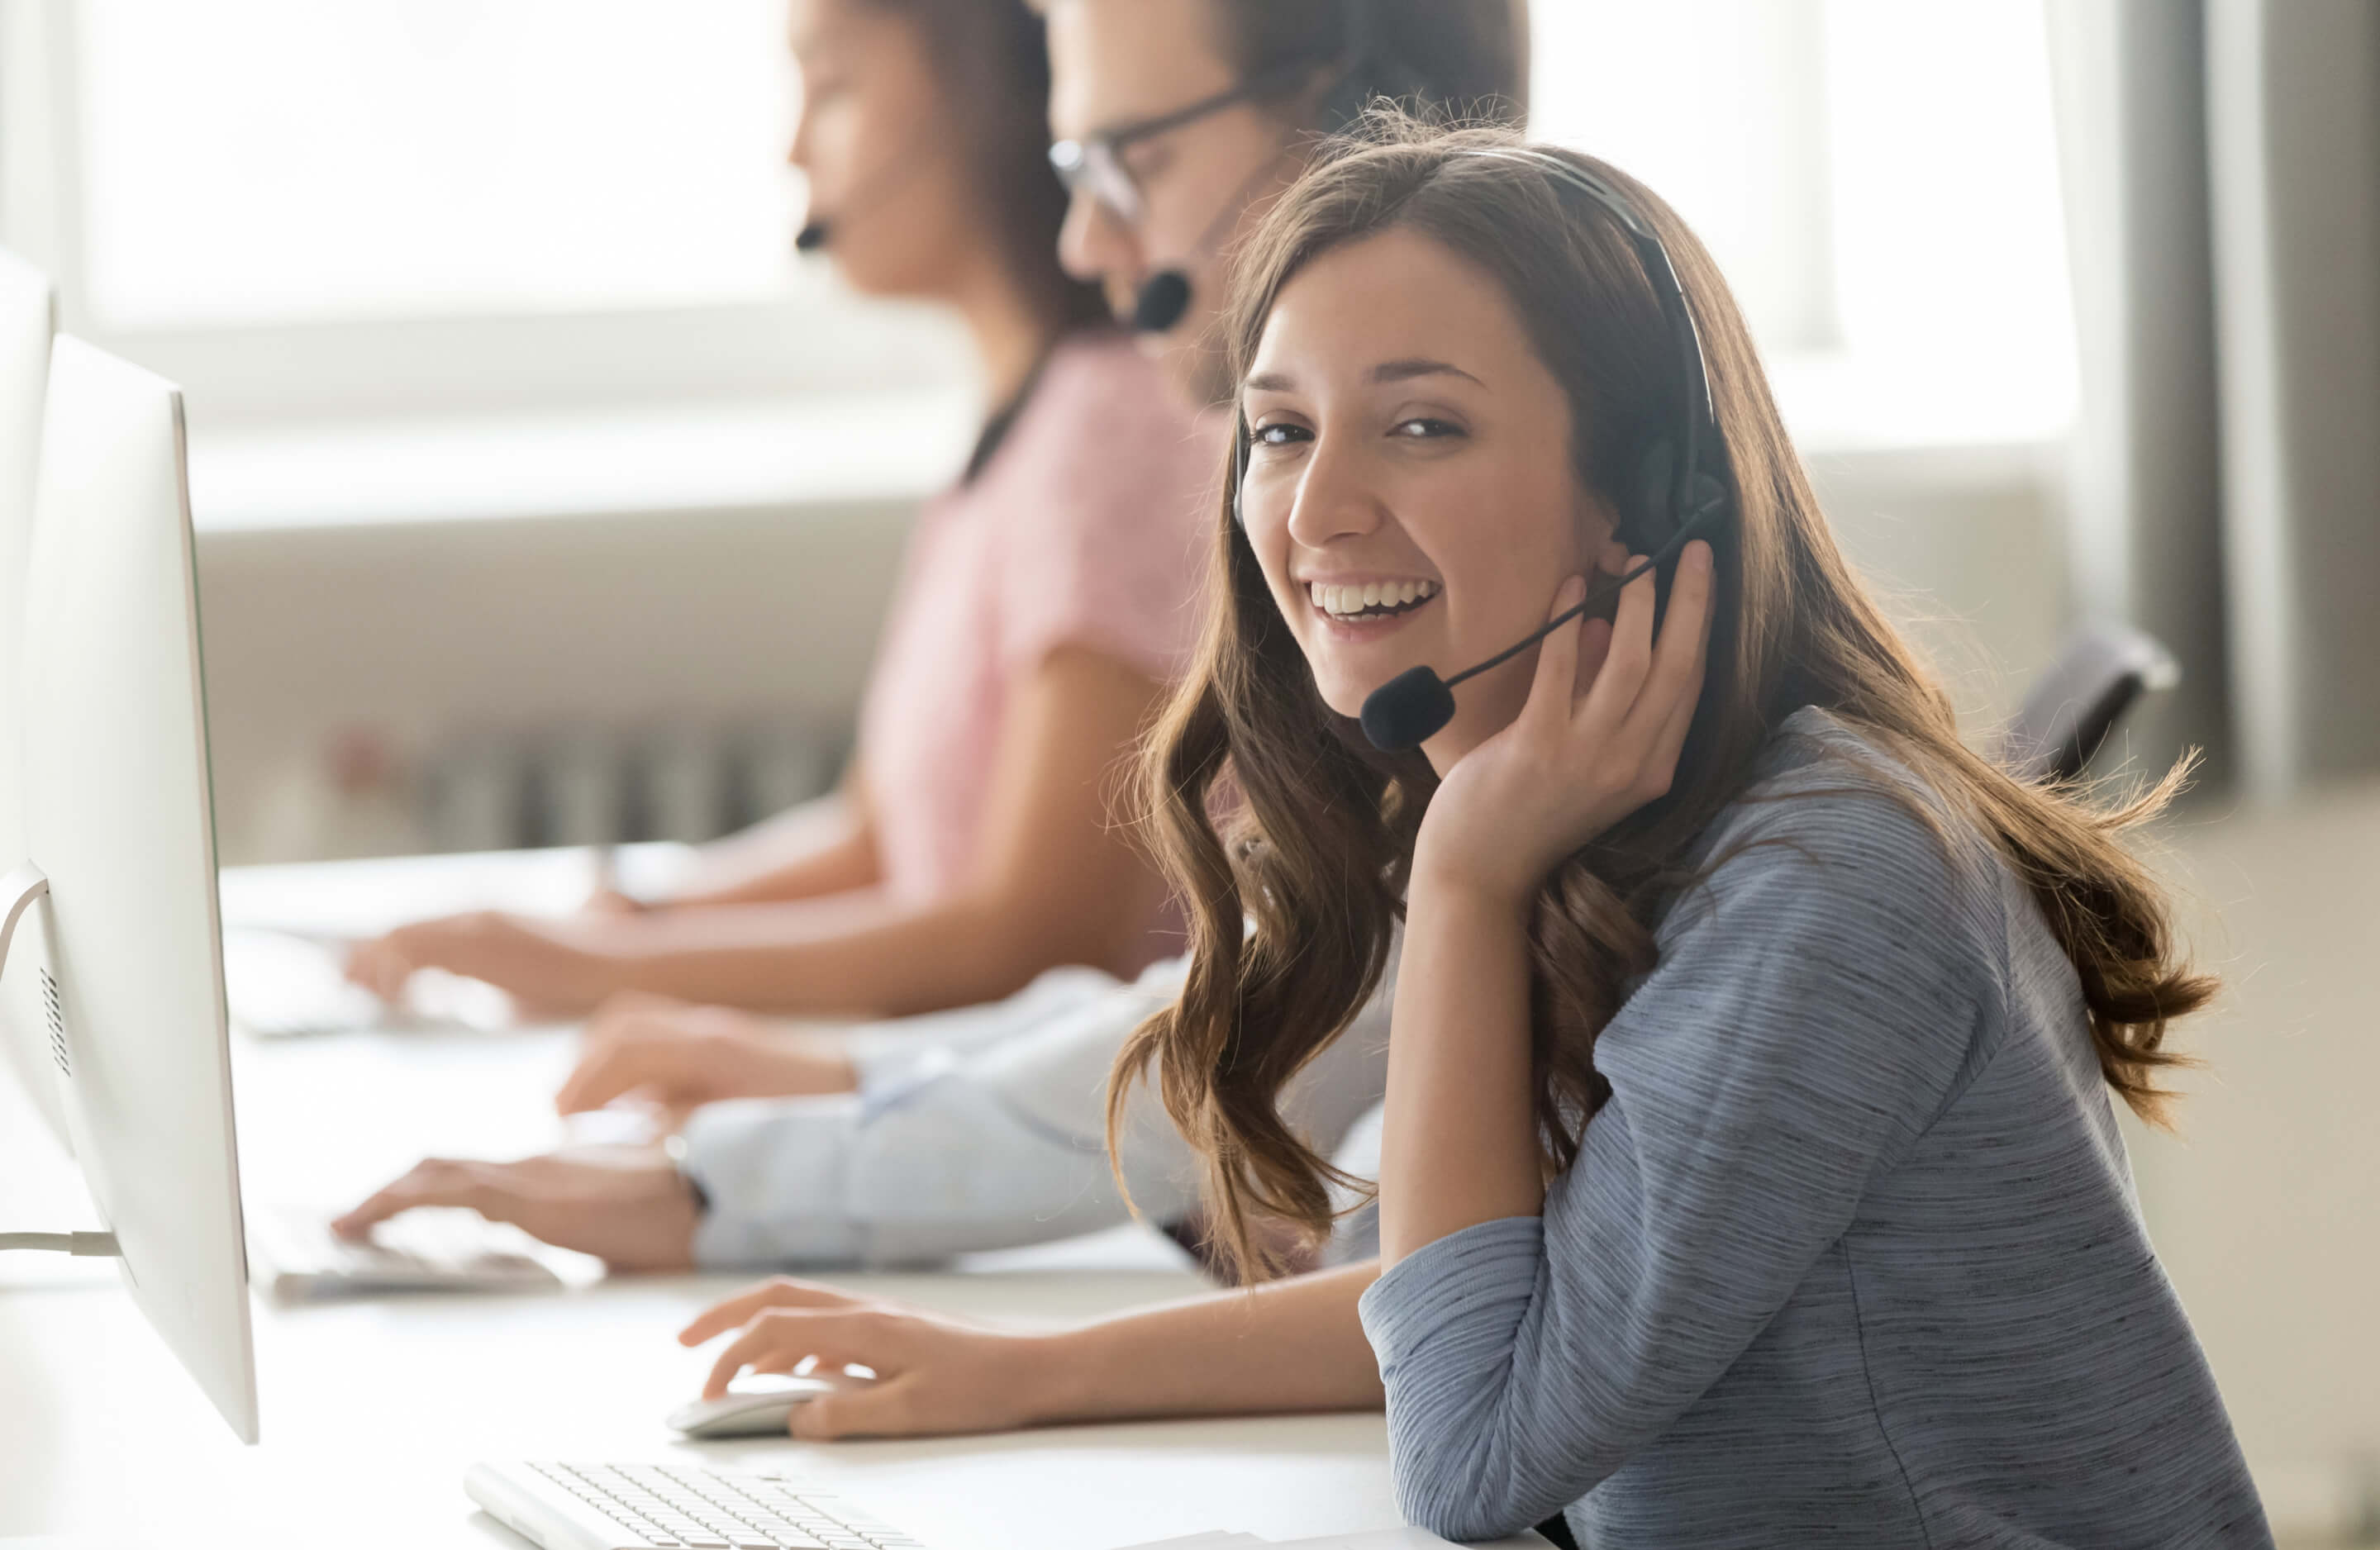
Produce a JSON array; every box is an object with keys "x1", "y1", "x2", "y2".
[
  {"x1": 1243, "y1": 359, "x2": 1483, "y2": 395},
  {"x1": 1369, "y1": 358, "x2": 1483, "y2": 387}
]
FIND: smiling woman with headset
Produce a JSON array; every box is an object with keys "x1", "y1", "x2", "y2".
[
  {"x1": 341, "y1": 0, "x2": 1218, "y2": 1030},
  {"x1": 676, "y1": 117, "x2": 2272, "y2": 1548}
]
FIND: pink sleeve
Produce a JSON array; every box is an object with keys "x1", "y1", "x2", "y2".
[{"x1": 994, "y1": 340, "x2": 1224, "y2": 687}]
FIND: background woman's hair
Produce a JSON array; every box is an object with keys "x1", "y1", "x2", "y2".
[
  {"x1": 861, "y1": 0, "x2": 1108, "y2": 336},
  {"x1": 1111, "y1": 113, "x2": 2216, "y2": 1281},
  {"x1": 1207, "y1": 0, "x2": 1531, "y2": 125}
]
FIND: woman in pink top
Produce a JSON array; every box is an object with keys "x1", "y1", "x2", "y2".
[{"x1": 345, "y1": 0, "x2": 1214, "y2": 1034}]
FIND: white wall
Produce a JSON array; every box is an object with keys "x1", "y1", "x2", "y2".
[{"x1": 195, "y1": 497, "x2": 914, "y2": 863}]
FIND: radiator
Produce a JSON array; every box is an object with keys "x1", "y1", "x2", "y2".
[{"x1": 236, "y1": 720, "x2": 847, "y2": 863}]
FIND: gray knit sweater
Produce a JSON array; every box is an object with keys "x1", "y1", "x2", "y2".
[{"x1": 1357, "y1": 708, "x2": 2270, "y2": 1548}]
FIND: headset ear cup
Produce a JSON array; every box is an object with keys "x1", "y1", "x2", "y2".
[
  {"x1": 1686, "y1": 468, "x2": 1731, "y2": 535},
  {"x1": 1627, "y1": 439, "x2": 1678, "y2": 554}
]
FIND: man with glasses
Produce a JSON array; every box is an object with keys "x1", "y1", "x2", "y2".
[{"x1": 1042, "y1": 0, "x2": 1529, "y2": 407}]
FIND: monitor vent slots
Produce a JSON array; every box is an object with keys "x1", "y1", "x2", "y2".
[{"x1": 40, "y1": 968, "x2": 69, "y2": 1077}]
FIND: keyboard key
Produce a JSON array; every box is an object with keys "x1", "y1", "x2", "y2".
[{"x1": 518, "y1": 1462, "x2": 926, "y2": 1550}]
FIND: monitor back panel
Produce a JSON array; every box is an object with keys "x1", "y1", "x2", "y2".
[
  {"x1": 25, "y1": 335, "x2": 258, "y2": 1443},
  {"x1": 0, "y1": 247, "x2": 68, "y2": 1148}
]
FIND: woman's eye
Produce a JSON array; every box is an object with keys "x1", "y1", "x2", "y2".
[
  {"x1": 1392, "y1": 417, "x2": 1464, "y2": 440},
  {"x1": 1121, "y1": 141, "x2": 1173, "y2": 186},
  {"x1": 1251, "y1": 423, "x2": 1311, "y2": 449}
]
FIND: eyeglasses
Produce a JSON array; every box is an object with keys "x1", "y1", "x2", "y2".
[{"x1": 1048, "y1": 66, "x2": 1311, "y2": 226}]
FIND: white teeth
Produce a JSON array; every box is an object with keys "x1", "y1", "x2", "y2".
[{"x1": 1306, "y1": 579, "x2": 1438, "y2": 617}]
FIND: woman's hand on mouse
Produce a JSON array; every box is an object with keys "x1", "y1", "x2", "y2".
[
  {"x1": 1413, "y1": 540, "x2": 1715, "y2": 908},
  {"x1": 330, "y1": 1148, "x2": 700, "y2": 1272},
  {"x1": 679, "y1": 1278, "x2": 1054, "y2": 1439},
  {"x1": 554, "y1": 993, "x2": 858, "y2": 1119}
]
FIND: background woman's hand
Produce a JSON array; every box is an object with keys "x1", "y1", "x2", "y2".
[
  {"x1": 555, "y1": 993, "x2": 858, "y2": 1118},
  {"x1": 330, "y1": 1147, "x2": 700, "y2": 1271},
  {"x1": 1416, "y1": 540, "x2": 1716, "y2": 906},
  {"x1": 678, "y1": 1278, "x2": 1059, "y2": 1439},
  {"x1": 343, "y1": 911, "x2": 627, "y2": 1017}
]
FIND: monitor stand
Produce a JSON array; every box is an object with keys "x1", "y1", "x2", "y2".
[{"x1": 0, "y1": 861, "x2": 119, "y2": 1260}]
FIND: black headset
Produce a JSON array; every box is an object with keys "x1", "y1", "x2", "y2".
[{"x1": 1231, "y1": 147, "x2": 1735, "y2": 752}]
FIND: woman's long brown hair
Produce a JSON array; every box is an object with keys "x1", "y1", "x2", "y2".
[{"x1": 1109, "y1": 115, "x2": 2216, "y2": 1281}]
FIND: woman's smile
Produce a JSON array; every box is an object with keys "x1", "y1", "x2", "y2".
[{"x1": 1302, "y1": 574, "x2": 1441, "y2": 639}]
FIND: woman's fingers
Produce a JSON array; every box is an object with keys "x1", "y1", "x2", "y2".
[
  {"x1": 331, "y1": 1158, "x2": 477, "y2": 1238},
  {"x1": 554, "y1": 1030, "x2": 686, "y2": 1115},
  {"x1": 343, "y1": 934, "x2": 415, "y2": 1004},
  {"x1": 1573, "y1": 551, "x2": 1660, "y2": 736},
  {"x1": 678, "y1": 1277, "x2": 859, "y2": 1347},
  {"x1": 1521, "y1": 574, "x2": 1590, "y2": 729},
  {"x1": 1573, "y1": 616, "x2": 1615, "y2": 704},
  {"x1": 1640, "y1": 541, "x2": 1716, "y2": 766},
  {"x1": 702, "y1": 1308, "x2": 909, "y2": 1400},
  {"x1": 1643, "y1": 541, "x2": 1715, "y2": 704},
  {"x1": 791, "y1": 1377, "x2": 918, "y2": 1441},
  {"x1": 553, "y1": 1039, "x2": 635, "y2": 1115}
]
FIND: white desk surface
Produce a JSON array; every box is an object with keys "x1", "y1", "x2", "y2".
[{"x1": 1, "y1": 848, "x2": 1542, "y2": 1550}]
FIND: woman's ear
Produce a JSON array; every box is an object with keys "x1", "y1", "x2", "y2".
[{"x1": 1575, "y1": 491, "x2": 1622, "y2": 567}]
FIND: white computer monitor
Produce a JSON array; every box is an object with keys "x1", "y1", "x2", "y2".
[
  {"x1": 0, "y1": 246, "x2": 68, "y2": 1148},
  {"x1": 0, "y1": 335, "x2": 259, "y2": 1443}
]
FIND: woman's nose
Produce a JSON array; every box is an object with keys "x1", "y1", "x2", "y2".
[{"x1": 1283, "y1": 438, "x2": 1386, "y2": 547}]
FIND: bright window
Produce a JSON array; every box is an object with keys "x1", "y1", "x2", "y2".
[
  {"x1": 75, "y1": 0, "x2": 807, "y2": 327},
  {"x1": 1531, "y1": 0, "x2": 2075, "y2": 430}
]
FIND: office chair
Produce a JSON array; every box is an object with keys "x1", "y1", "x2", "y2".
[{"x1": 2001, "y1": 624, "x2": 2182, "y2": 784}]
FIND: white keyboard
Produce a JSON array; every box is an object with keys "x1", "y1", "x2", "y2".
[
  {"x1": 223, "y1": 925, "x2": 510, "y2": 1038},
  {"x1": 247, "y1": 1205, "x2": 587, "y2": 1298},
  {"x1": 468, "y1": 1461, "x2": 928, "y2": 1550}
]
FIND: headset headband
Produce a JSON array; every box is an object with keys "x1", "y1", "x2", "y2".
[{"x1": 1456, "y1": 148, "x2": 1721, "y2": 532}]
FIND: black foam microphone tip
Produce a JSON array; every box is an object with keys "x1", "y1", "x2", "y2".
[
  {"x1": 1360, "y1": 665, "x2": 1457, "y2": 753},
  {"x1": 795, "y1": 221, "x2": 831, "y2": 254},
  {"x1": 1131, "y1": 269, "x2": 1193, "y2": 334}
]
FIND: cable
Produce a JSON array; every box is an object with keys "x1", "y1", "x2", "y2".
[{"x1": 0, "y1": 1230, "x2": 121, "y2": 1256}]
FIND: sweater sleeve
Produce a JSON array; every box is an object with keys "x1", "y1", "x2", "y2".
[{"x1": 1357, "y1": 775, "x2": 2008, "y2": 1541}]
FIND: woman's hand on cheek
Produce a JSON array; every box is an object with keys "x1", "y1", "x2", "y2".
[{"x1": 1414, "y1": 540, "x2": 1716, "y2": 908}]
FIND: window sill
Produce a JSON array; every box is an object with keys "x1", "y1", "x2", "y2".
[
  {"x1": 186, "y1": 384, "x2": 981, "y2": 534},
  {"x1": 1770, "y1": 349, "x2": 2074, "y2": 485},
  {"x1": 183, "y1": 349, "x2": 2072, "y2": 535}
]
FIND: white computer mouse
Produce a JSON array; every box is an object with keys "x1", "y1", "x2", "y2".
[{"x1": 666, "y1": 1373, "x2": 837, "y2": 1439}]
